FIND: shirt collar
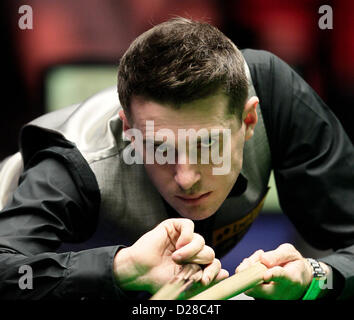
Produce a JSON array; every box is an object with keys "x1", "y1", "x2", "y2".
[{"x1": 227, "y1": 173, "x2": 248, "y2": 198}]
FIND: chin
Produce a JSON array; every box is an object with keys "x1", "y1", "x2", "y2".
[{"x1": 177, "y1": 207, "x2": 215, "y2": 221}]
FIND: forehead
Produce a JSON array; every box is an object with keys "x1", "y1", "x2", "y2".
[{"x1": 130, "y1": 91, "x2": 234, "y2": 133}]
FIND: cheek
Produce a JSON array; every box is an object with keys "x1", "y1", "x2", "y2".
[
  {"x1": 231, "y1": 134, "x2": 244, "y2": 169},
  {"x1": 231, "y1": 150, "x2": 243, "y2": 172},
  {"x1": 144, "y1": 164, "x2": 174, "y2": 190}
]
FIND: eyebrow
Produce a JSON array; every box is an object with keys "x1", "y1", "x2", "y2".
[
  {"x1": 142, "y1": 131, "x2": 223, "y2": 145},
  {"x1": 143, "y1": 139, "x2": 168, "y2": 146}
]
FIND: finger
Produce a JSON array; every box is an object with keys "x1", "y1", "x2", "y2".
[
  {"x1": 235, "y1": 249, "x2": 264, "y2": 273},
  {"x1": 172, "y1": 233, "x2": 205, "y2": 262},
  {"x1": 178, "y1": 264, "x2": 203, "y2": 283},
  {"x1": 173, "y1": 219, "x2": 195, "y2": 250},
  {"x1": 265, "y1": 260, "x2": 311, "y2": 286},
  {"x1": 183, "y1": 245, "x2": 215, "y2": 265},
  {"x1": 162, "y1": 218, "x2": 194, "y2": 249},
  {"x1": 263, "y1": 266, "x2": 287, "y2": 282},
  {"x1": 214, "y1": 269, "x2": 229, "y2": 282},
  {"x1": 201, "y1": 259, "x2": 222, "y2": 286},
  {"x1": 190, "y1": 269, "x2": 203, "y2": 283},
  {"x1": 260, "y1": 243, "x2": 302, "y2": 268}
]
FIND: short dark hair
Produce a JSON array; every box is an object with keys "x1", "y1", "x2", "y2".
[{"x1": 118, "y1": 17, "x2": 248, "y2": 121}]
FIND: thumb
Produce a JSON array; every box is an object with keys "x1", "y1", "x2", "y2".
[{"x1": 260, "y1": 244, "x2": 300, "y2": 268}]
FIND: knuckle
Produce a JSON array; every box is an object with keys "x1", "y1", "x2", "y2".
[
  {"x1": 253, "y1": 249, "x2": 264, "y2": 260},
  {"x1": 195, "y1": 233, "x2": 205, "y2": 245},
  {"x1": 273, "y1": 272, "x2": 284, "y2": 281},
  {"x1": 280, "y1": 243, "x2": 295, "y2": 251},
  {"x1": 202, "y1": 245, "x2": 215, "y2": 260},
  {"x1": 213, "y1": 258, "x2": 221, "y2": 267},
  {"x1": 186, "y1": 218, "x2": 194, "y2": 227},
  {"x1": 181, "y1": 218, "x2": 194, "y2": 227},
  {"x1": 209, "y1": 248, "x2": 216, "y2": 260},
  {"x1": 165, "y1": 218, "x2": 177, "y2": 224},
  {"x1": 278, "y1": 268, "x2": 286, "y2": 277}
]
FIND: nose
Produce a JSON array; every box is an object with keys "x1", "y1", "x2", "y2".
[{"x1": 174, "y1": 163, "x2": 201, "y2": 191}]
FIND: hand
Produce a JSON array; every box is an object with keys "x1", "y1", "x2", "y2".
[
  {"x1": 113, "y1": 218, "x2": 229, "y2": 293},
  {"x1": 235, "y1": 243, "x2": 329, "y2": 300}
]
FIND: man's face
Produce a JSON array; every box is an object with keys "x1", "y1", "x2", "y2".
[{"x1": 127, "y1": 91, "x2": 248, "y2": 220}]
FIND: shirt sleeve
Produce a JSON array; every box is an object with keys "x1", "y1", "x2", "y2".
[
  {"x1": 0, "y1": 146, "x2": 126, "y2": 299},
  {"x1": 243, "y1": 49, "x2": 354, "y2": 299}
]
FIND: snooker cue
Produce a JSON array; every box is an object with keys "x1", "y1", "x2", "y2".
[{"x1": 189, "y1": 262, "x2": 267, "y2": 300}]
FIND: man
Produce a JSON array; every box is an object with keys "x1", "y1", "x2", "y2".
[{"x1": 0, "y1": 18, "x2": 353, "y2": 300}]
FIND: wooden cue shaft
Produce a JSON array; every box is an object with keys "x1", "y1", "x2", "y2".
[{"x1": 189, "y1": 262, "x2": 267, "y2": 300}]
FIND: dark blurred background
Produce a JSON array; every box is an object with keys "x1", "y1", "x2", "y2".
[
  {"x1": 0, "y1": 0, "x2": 353, "y2": 271},
  {"x1": 1, "y1": 0, "x2": 353, "y2": 160}
]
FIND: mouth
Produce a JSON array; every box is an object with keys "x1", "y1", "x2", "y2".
[{"x1": 175, "y1": 192, "x2": 212, "y2": 205}]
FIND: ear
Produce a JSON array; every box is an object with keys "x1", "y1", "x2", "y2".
[
  {"x1": 242, "y1": 96, "x2": 259, "y2": 141},
  {"x1": 118, "y1": 109, "x2": 131, "y2": 132}
]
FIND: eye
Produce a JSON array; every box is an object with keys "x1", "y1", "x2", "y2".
[{"x1": 200, "y1": 137, "x2": 216, "y2": 148}]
